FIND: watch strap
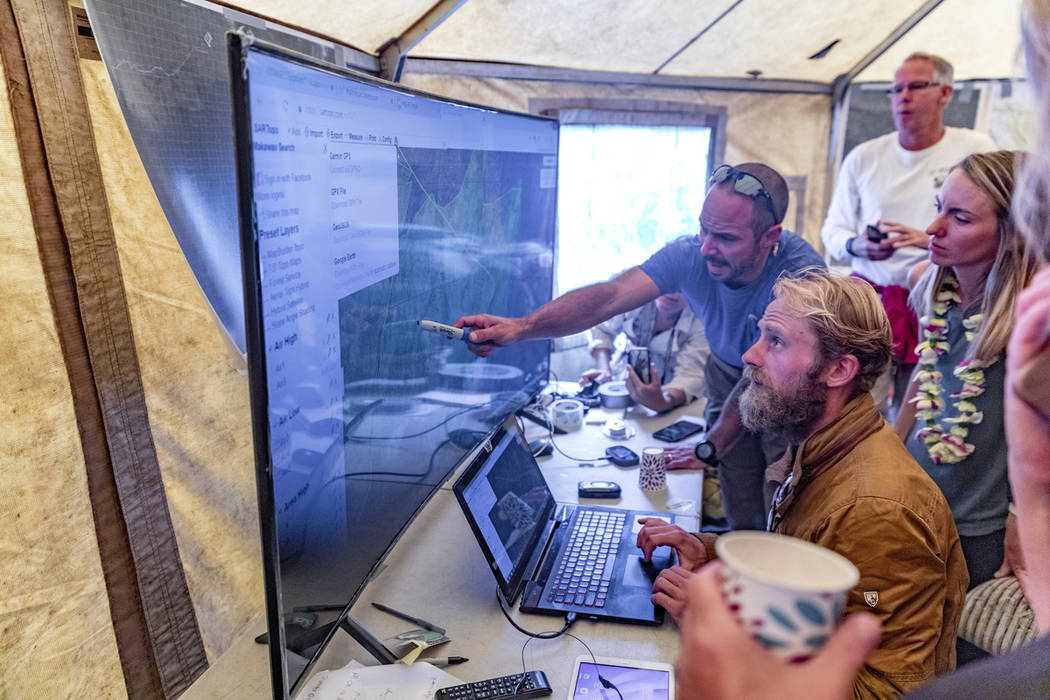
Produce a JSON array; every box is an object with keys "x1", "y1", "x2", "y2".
[{"x1": 694, "y1": 439, "x2": 717, "y2": 464}]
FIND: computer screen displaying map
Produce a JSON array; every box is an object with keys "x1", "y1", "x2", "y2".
[{"x1": 231, "y1": 38, "x2": 558, "y2": 697}]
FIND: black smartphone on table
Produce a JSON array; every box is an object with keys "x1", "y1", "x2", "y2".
[{"x1": 652, "y1": 420, "x2": 705, "y2": 442}]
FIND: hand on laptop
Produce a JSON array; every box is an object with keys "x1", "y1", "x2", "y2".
[
  {"x1": 652, "y1": 565, "x2": 694, "y2": 623},
  {"x1": 636, "y1": 518, "x2": 709, "y2": 571},
  {"x1": 676, "y1": 563, "x2": 881, "y2": 700}
]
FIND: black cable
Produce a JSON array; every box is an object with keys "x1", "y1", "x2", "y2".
[
  {"x1": 495, "y1": 590, "x2": 574, "y2": 639},
  {"x1": 597, "y1": 675, "x2": 624, "y2": 700},
  {"x1": 494, "y1": 585, "x2": 599, "y2": 697},
  {"x1": 546, "y1": 422, "x2": 609, "y2": 464},
  {"x1": 518, "y1": 399, "x2": 609, "y2": 464},
  {"x1": 517, "y1": 629, "x2": 597, "y2": 695},
  {"x1": 493, "y1": 587, "x2": 602, "y2": 696}
]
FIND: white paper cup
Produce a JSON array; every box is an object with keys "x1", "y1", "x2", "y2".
[
  {"x1": 639, "y1": 447, "x2": 667, "y2": 492},
  {"x1": 714, "y1": 531, "x2": 859, "y2": 662}
]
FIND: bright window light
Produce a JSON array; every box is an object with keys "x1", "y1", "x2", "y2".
[{"x1": 556, "y1": 124, "x2": 711, "y2": 295}]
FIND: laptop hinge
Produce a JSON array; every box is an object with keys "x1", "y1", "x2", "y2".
[{"x1": 517, "y1": 504, "x2": 575, "y2": 602}]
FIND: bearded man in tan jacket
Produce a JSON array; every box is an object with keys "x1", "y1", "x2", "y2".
[{"x1": 637, "y1": 271, "x2": 967, "y2": 699}]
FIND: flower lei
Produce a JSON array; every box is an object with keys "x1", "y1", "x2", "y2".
[{"x1": 911, "y1": 272, "x2": 986, "y2": 464}]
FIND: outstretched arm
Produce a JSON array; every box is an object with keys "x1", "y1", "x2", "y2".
[{"x1": 454, "y1": 267, "x2": 661, "y2": 357}]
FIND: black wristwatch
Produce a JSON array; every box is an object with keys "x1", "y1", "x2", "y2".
[
  {"x1": 694, "y1": 440, "x2": 718, "y2": 465},
  {"x1": 845, "y1": 237, "x2": 857, "y2": 257}
]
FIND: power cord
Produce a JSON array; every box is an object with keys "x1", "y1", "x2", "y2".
[
  {"x1": 515, "y1": 405, "x2": 610, "y2": 464},
  {"x1": 598, "y1": 673, "x2": 625, "y2": 700},
  {"x1": 495, "y1": 590, "x2": 575, "y2": 639},
  {"x1": 495, "y1": 589, "x2": 597, "y2": 696},
  {"x1": 517, "y1": 629, "x2": 597, "y2": 695}
]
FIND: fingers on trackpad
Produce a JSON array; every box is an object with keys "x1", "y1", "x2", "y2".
[{"x1": 622, "y1": 548, "x2": 673, "y2": 587}]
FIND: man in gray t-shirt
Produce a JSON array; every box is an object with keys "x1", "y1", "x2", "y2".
[{"x1": 457, "y1": 162, "x2": 825, "y2": 531}]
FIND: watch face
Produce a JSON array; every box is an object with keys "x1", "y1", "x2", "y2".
[{"x1": 695, "y1": 441, "x2": 715, "y2": 461}]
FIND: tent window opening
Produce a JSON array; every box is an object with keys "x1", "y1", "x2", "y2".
[{"x1": 555, "y1": 121, "x2": 712, "y2": 295}]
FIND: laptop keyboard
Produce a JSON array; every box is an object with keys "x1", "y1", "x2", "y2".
[{"x1": 546, "y1": 509, "x2": 626, "y2": 608}]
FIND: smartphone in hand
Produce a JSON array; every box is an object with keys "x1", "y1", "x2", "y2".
[
  {"x1": 628, "y1": 347, "x2": 651, "y2": 383},
  {"x1": 866, "y1": 224, "x2": 887, "y2": 242}
]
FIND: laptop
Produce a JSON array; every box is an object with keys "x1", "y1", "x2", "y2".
[{"x1": 453, "y1": 425, "x2": 676, "y2": 625}]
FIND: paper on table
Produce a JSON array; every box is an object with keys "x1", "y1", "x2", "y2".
[{"x1": 295, "y1": 660, "x2": 459, "y2": 700}]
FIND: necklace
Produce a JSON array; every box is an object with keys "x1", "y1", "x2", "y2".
[{"x1": 911, "y1": 272, "x2": 985, "y2": 464}]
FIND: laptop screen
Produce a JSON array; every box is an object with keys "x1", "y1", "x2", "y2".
[{"x1": 458, "y1": 429, "x2": 555, "y2": 583}]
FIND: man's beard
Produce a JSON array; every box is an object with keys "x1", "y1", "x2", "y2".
[
  {"x1": 738, "y1": 366, "x2": 828, "y2": 445},
  {"x1": 703, "y1": 241, "x2": 763, "y2": 288}
]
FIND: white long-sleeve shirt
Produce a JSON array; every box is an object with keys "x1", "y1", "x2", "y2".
[{"x1": 821, "y1": 127, "x2": 997, "y2": 287}]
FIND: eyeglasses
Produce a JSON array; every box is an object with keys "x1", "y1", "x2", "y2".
[
  {"x1": 709, "y1": 164, "x2": 778, "y2": 222},
  {"x1": 887, "y1": 80, "x2": 941, "y2": 96}
]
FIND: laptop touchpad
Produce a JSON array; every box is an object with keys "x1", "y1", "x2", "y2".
[{"x1": 622, "y1": 548, "x2": 673, "y2": 588}]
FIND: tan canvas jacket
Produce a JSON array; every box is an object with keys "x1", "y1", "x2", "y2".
[{"x1": 768, "y1": 394, "x2": 968, "y2": 699}]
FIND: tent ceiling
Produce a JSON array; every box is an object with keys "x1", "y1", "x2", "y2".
[
  {"x1": 661, "y1": 0, "x2": 934, "y2": 82},
  {"x1": 234, "y1": 0, "x2": 437, "y2": 55},
  {"x1": 230, "y1": 0, "x2": 1025, "y2": 85},
  {"x1": 856, "y1": 0, "x2": 1025, "y2": 82},
  {"x1": 410, "y1": 0, "x2": 735, "y2": 75}
]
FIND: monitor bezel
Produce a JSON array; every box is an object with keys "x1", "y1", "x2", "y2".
[
  {"x1": 228, "y1": 30, "x2": 558, "y2": 699},
  {"x1": 452, "y1": 425, "x2": 558, "y2": 604}
]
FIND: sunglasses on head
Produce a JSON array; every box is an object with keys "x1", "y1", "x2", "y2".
[{"x1": 709, "y1": 165, "x2": 778, "y2": 222}]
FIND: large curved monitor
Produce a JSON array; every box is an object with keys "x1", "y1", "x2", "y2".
[{"x1": 229, "y1": 33, "x2": 558, "y2": 698}]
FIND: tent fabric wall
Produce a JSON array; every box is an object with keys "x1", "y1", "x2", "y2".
[
  {"x1": 0, "y1": 0, "x2": 216, "y2": 695},
  {"x1": 400, "y1": 75, "x2": 833, "y2": 244},
  {"x1": 0, "y1": 50, "x2": 128, "y2": 700},
  {"x1": 80, "y1": 58, "x2": 265, "y2": 664}
]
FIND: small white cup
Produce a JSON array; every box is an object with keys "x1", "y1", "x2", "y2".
[
  {"x1": 714, "y1": 531, "x2": 859, "y2": 662},
  {"x1": 639, "y1": 447, "x2": 668, "y2": 492}
]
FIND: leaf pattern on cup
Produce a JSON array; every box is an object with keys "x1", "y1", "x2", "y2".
[
  {"x1": 795, "y1": 600, "x2": 826, "y2": 625},
  {"x1": 767, "y1": 606, "x2": 798, "y2": 632},
  {"x1": 756, "y1": 634, "x2": 788, "y2": 649}
]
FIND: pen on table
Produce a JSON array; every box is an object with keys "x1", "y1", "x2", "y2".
[
  {"x1": 428, "y1": 656, "x2": 468, "y2": 668},
  {"x1": 371, "y1": 602, "x2": 447, "y2": 634}
]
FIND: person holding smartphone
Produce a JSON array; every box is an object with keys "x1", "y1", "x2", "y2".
[
  {"x1": 820, "y1": 53, "x2": 997, "y2": 413},
  {"x1": 581, "y1": 292, "x2": 710, "y2": 413}
]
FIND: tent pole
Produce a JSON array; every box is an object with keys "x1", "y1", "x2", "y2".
[{"x1": 380, "y1": 0, "x2": 469, "y2": 82}]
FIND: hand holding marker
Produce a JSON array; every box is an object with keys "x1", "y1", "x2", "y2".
[{"x1": 418, "y1": 319, "x2": 473, "y2": 343}]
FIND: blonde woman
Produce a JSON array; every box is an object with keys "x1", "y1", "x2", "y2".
[{"x1": 895, "y1": 151, "x2": 1037, "y2": 590}]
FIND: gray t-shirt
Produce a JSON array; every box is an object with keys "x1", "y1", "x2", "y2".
[
  {"x1": 640, "y1": 233, "x2": 824, "y2": 368},
  {"x1": 906, "y1": 305, "x2": 1009, "y2": 537}
]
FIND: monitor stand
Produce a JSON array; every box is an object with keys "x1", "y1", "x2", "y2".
[{"x1": 256, "y1": 610, "x2": 397, "y2": 665}]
